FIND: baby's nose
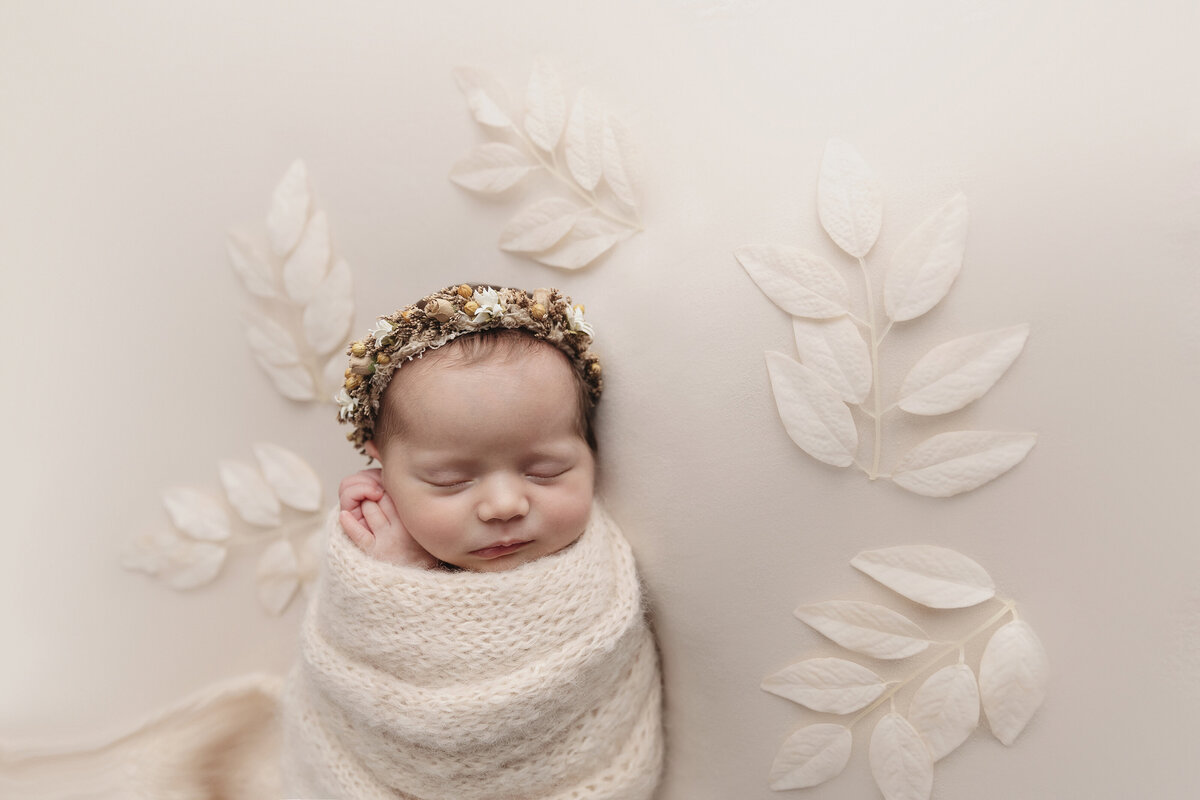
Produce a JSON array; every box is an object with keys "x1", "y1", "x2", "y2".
[{"x1": 477, "y1": 474, "x2": 530, "y2": 521}]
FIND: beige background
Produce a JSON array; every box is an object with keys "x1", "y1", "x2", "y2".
[{"x1": 2, "y1": 1, "x2": 1198, "y2": 797}]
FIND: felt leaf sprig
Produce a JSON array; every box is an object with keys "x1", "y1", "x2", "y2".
[
  {"x1": 227, "y1": 160, "x2": 356, "y2": 402},
  {"x1": 122, "y1": 443, "x2": 326, "y2": 615},
  {"x1": 763, "y1": 545, "x2": 1049, "y2": 796},
  {"x1": 737, "y1": 140, "x2": 1036, "y2": 497},
  {"x1": 451, "y1": 59, "x2": 643, "y2": 270}
]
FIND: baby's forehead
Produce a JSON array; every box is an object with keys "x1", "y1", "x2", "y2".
[
  {"x1": 382, "y1": 336, "x2": 577, "y2": 410},
  {"x1": 413, "y1": 332, "x2": 569, "y2": 376}
]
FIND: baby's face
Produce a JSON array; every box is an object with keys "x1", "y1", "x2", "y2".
[{"x1": 369, "y1": 341, "x2": 595, "y2": 571}]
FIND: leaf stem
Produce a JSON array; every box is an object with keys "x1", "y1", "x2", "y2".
[
  {"x1": 852, "y1": 403, "x2": 876, "y2": 422},
  {"x1": 225, "y1": 513, "x2": 324, "y2": 550},
  {"x1": 509, "y1": 126, "x2": 643, "y2": 230},
  {"x1": 858, "y1": 257, "x2": 883, "y2": 479},
  {"x1": 877, "y1": 320, "x2": 895, "y2": 344},
  {"x1": 847, "y1": 599, "x2": 1016, "y2": 729},
  {"x1": 248, "y1": 277, "x2": 343, "y2": 406}
]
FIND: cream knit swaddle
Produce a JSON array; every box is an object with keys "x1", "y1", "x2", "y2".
[{"x1": 281, "y1": 502, "x2": 663, "y2": 800}]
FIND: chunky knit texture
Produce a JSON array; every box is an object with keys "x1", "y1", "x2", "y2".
[{"x1": 281, "y1": 503, "x2": 664, "y2": 800}]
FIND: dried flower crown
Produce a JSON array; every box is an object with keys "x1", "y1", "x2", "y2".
[{"x1": 336, "y1": 284, "x2": 602, "y2": 454}]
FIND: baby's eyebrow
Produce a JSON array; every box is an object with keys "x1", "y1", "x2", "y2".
[
  {"x1": 406, "y1": 451, "x2": 477, "y2": 469},
  {"x1": 524, "y1": 452, "x2": 572, "y2": 465},
  {"x1": 413, "y1": 457, "x2": 476, "y2": 471}
]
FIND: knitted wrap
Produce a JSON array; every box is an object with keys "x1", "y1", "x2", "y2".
[{"x1": 281, "y1": 504, "x2": 664, "y2": 800}]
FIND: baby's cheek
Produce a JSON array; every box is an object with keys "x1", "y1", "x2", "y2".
[
  {"x1": 557, "y1": 486, "x2": 594, "y2": 534},
  {"x1": 393, "y1": 494, "x2": 443, "y2": 540}
]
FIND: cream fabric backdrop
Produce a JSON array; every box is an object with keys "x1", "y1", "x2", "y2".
[{"x1": 2, "y1": 1, "x2": 1197, "y2": 797}]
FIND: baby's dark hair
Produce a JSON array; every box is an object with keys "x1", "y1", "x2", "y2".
[{"x1": 371, "y1": 328, "x2": 598, "y2": 454}]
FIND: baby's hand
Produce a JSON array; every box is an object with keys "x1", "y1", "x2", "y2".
[
  {"x1": 338, "y1": 470, "x2": 438, "y2": 569},
  {"x1": 338, "y1": 468, "x2": 385, "y2": 525}
]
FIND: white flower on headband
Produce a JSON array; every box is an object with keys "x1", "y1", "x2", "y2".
[
  {"x1": 471, "y1": 287, "x2": 505, "y2": 322},
  {"x1": 369, "y1": 318, "x2": 394, "y2": 346},
  {"x1": 335, "y1": 387, "x2": 359, "y2": 421},
  {"x1": 569, "y1": 304, "x2": 594, "y2": 337}
]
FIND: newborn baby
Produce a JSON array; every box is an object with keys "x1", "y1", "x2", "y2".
[{"x1": 281, "y1": 284, "x2": 663, "y2": 800}]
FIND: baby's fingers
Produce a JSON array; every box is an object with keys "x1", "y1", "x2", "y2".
[
  {"x1": 361, "y1": 500, "x2": 390, "y2": 538},
  {"x1": 348, "y1": 467, "x2": 384, "y2": 492},
  {"x1": 375, "y1": 491, "x2": 402, "y2": 525},
  {"x1": 340, "y1": 510, "x2": 375, "y2": 552},
  {"x1": 339, "y1": 474, "x2": 385, "y2": 513},
  {"x1": 339, "y1": 476, "x2": 384, "y2": 501}
]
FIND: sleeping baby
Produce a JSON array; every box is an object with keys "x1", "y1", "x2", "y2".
[{"x1": 280, "y1": 284, "x2": 664, "y2": 800}]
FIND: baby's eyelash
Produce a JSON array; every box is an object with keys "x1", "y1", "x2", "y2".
[
  {"x1": 526, "y1": 467, "x2": 569, "y2": 481},
  {"x1": 426, "y1": 478, "x2": 470, "y2": 488}
]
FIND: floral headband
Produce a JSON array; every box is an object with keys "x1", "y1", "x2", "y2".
[{"x1": 336, "y1": 284, "x2": 602, "y2": 454}]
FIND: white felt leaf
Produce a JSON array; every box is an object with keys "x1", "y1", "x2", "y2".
[
  {"x1": 762, "y1": 657, "x2": 887, "y2": 713},
  {"x1": 218, "y1": 460, "x2": 282, "y2": 527},
  {"x1": 282, "y1": 209, "x2": 331, "y2": 303},
  {"x1": 898, "y1": 325, "x2": 1030, "y2": 415},
  {"x1": 533, "y1": 215, "x2": 626, "y2": 269},
  {"x1": 884, "y1": 193, "x2": 969, "y2": 322},
  {"x1": 768, "y1": 723, "x2": 852, "y2": 790},
  {"x1": 252, "y1": 442, "x2": 322, "y2": 512},
  {"x1": 792, "y1": 317, "x2": 872, "y2": 404},
  {"x1": 524, "y1": 57, "x2": 565, "y2": 151},
  {"x1": 161, "y1": 539, "x2": 227, "y2": 590},
  {"x1": 499, "y1": 198, "x2": 582, "y2": 252},
  {"x1": 122, "y1": 529, "x2": 227, "y2": 590},
  {"x1": 449, "y1": 143, "x2": 536, "y2": 193},
  {"x1": 817, "y1": 139, "x2": 882, "y2": 258},
  {"x1": 602, "y1": 113, "x2": 639, "y2": 209},
  {"x1": 253, "y1": 353, "x2": 316, "y2": 401},
  {"x1": 734, "y1": 244, "x2": 848, "y2": 319},
  {"x1": 870, "y1": 713, "x2": 934, "y2": 800},
  {"x1": 452, "y1": 66, "x2": 514, "y2": 129},
  {"x1": 891, "y1": 431, "x2": 1037, "y2": 498},
  {"x1": 323, "y1": 352, "x2": 346, "y2": 398},
  {"x1": 246, "y1": 317, "x2": 300, "y2": 366},
  {"x1": 908, "y1": 664, "x2": 980, "y2": 760},
  {"x1": 979, "y1": 620, "x2": 1049, "y2": 745},
  {"x1": 266, "y1": 159, "x2": 311, "y2": 257},
  {"x1": 256, "y1": 539, "x2": 300, "y2": 616},
  {"x1": 850, "y1": 545, "x2": 995, "y2": 609},
  {"x1": 120, "y1": 529, "x2": 172, "y2": 575},
  {"x1": 226, "y1": 233, "x2": 275, "y2": 298},
  {"x1": 765, "y1": 351, "x2": 857, "y2": 467},
  {"x1": 795, "y1": 600, "x2": 931, "y2": 660},
  {"x1": 303, "y1": 257, "x2": 354, "y2": 355},
  {"x1": 565, "y1": 88, "x2": 604, "y2": 191},
  {"x1": 161, "y1": 488, "x2": 230, "y2": 542}
]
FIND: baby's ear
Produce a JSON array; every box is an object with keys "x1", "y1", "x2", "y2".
[{"x1": 364, "y1": 439, "x2": 382, "y2": 463}]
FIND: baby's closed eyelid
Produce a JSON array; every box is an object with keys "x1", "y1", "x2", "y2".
[
  {"x1": 526, "y1": 465, "x2": 570, "y2": 480},
  {"x1": 417, "y1": 471, "x2": 473, "y2": 488}
]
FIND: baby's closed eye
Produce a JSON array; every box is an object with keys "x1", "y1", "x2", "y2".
[
  {"x1": 420, "y1": 473, "x2": 473, "y2": 489},
  {"x1": 525, "y1": 464, "x2": 570, "y2": 482}
]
